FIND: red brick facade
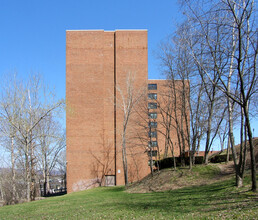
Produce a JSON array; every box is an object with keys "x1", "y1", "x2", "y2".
[{"x1": 66, "y1": 30, "x2": 186, "y2": 193}]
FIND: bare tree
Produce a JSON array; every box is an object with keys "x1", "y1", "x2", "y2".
[
  {"x1": 181, "y1": 0, "x2": 257, "y2": 191},
  {"x1": 0, "y1": 74, "x2": 64, "y2": 201},
  {"x1": 159, "y1": 33, "x2": 206, "y2": 169},
  {"x1": 55, "y1": 150, "x2": 67, "y2": 190},
  {"x1": 151, "y1": 83, "x2": 180, "y2": 170},
  {"x1": 116, "y1": 72, "x2": 145, "y2": 185},
  {"x1": 0, "y1": 75, "x2": 25, "y2": 204},
  {"x1": 36, "y1": 116, "x2": 66, "y2": 196},
  {"x1": 133, "y1": 95, "x2": 155, "y2": 175},
  {"x1": 89, "y1": 134, "x2": 115, "y2": 186}
]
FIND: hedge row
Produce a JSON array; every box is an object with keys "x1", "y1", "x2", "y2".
[
  {"x1": 155, "y1": 156, "x2": 203, "y2": 170},
  {"x1": 156, "y1": 154, "x2": 232, "y2": 170},
  {"x1": 209, "y1": 154, "x2": 233, "y2": 163}
]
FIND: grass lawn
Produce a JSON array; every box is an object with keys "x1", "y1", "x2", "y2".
[{"x1": 0, "y1": 169, "x2": 257, "y2": 219}]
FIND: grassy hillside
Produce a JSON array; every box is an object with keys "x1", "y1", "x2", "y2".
[
  {"x1": 126, "y1": 164, "x2": 222, "y2": 193},
  {"x1": 0, "y1": 165, "x2": 257, "y2": 219}
]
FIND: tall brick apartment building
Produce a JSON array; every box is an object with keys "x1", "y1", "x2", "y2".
[{"x1": 66, "y1": 30, "x2": 184, "y2": 193}]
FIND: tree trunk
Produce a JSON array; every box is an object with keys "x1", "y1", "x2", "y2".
[
  {"x1": 176, "y1": 126, "x2": 184, "y2": 167},
  {"x1": 11, "y1": 136, "x2": 17, "y2": 204},
  {"x1": 192, "y1": 136, "x2": 197, "y2": 165},
  {"x1": 243, "y1": 105, "x2": 256, "y2": 192},
  {"x1": 229, "y1": 120, "x2": 237, "y2": 165},
  {"x1": 43, "y1": 164, "x2": 46, "y2": 196},
  {"x1": 180, "y1": 108, "x2": 187, "y2": 167},
  {"x1": 204, "y1": 151, "x2": 209, "y2": 165},
  {"x1": 30, "y1": 164, "x2": 36, "y2": 201},
  {"x1": 235, "y1": 108, "x2": 246, "y2": 188},
  {"x1": 43, "y1": 170, "x2": 50, "y2": 196},
  {"x1": 30, "y1": 144, "x2": 36, "y2": 201},
  {"x1": 226, "y1": 135, "x2": 230, "y2": 163},
  {"x1": 180, "y1": 152, "x2": 185, "y2": 167},
  {"x1": 0, "y1": 179, "x2": 5, "y2": 201},
  {"x1": 164, "y1": 128, "x2": 169, "y2": 158},
  {"x1": 149, "y1": 127, "x2": 154, "y2": 176},
  {"x1": 43, "y1": 151, "x2": 50, "y2": 196},
  {"x1": 46, "y1": 172, "x2": 50, "y2": 195},
  {"x1": 241, "y1": 125, "x2": 248, "y2": 178},
  {"x1": 25, "y1": 150, "x2": 30, "y2": 202},
  {"x1": 149, "y1": 147, "x2": 153, "y2": 176},
  {"x1": 204, "y1": 110, "x2": 213, "y2": 165},
  {"x1": 122, "y1": 134, "x2": 128, "y2": 185},
  {"x1": 228, "y1": 100, "x2": 242, "y2": 189},
  {"x1": 236, "y1": 172, "x2": 243, "y2": 188},
  {"x1": 169, "y1": 140, "x2": 176, "y2": 170},
  {"x1": 189, "y1": 151, "x2": 192, "y2": 170}
]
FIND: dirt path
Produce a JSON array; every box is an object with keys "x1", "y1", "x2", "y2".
[{"x1": 217, "y1": 161, "x2": 235, "y2": 175}]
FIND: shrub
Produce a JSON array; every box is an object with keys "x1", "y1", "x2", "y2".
[
  {"x1": 210, "y1": 154, "x2": 233, "y2": 163},
  {"x1": 156, "y1": 156, "x2": 204, "y2": 170}
]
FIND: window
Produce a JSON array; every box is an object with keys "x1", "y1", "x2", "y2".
[
  {"x1": 148, "y1": 121, "x2": 157, "y2": 128},
  {"x1": 148, "y1": 112, "x2": 157, "y2": 119},
  {"x1": 148, "y1": 93, "x2": 157, "y2": 100},
  {"x1": 148, "y1": 141, "x2": 157, "y2": 147},
  {"x1": 147, "y1": 150, "x2": 158, "y2": 157},
  {"x1": 148, "y1": 103, "x2": 157, "y2": 109},
  {"x1": 148, "y1": 84, "x2": 157, "y2": 90},
  {"x1": 149, "y1": 131, "x2": 157, "y2": 138}
]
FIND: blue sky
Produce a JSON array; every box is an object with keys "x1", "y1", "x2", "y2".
[
  {"x1": 0, "y1": 0, "x2": 256, "y2": 147},
  {"x1": 0, "y1": 0, "x2": 182, "y2": 101}
]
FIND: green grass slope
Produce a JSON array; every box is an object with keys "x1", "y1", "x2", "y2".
[
  {"x1": 126, "y1": 164, "x2": 222, "y2": 193},
  {"x1": 0, "y1": 165, "x2": 257, "y2": 219}
]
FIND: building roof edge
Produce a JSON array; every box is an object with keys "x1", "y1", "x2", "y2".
[{"x1": 66, "y1": 29, "x2": 148, "y2": 32}]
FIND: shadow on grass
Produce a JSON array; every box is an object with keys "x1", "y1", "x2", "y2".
[
  {"x1": 98, "y1": 178, "x2": 256, "y2": 216},
  {"x1": 103, "y1": 186, "x2": 125, "y2": 193}
]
